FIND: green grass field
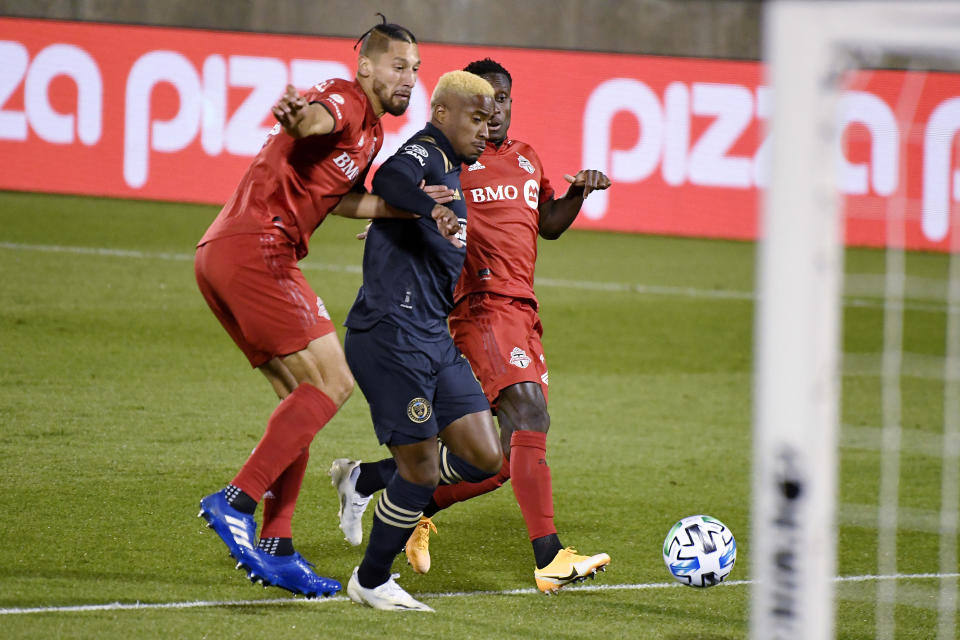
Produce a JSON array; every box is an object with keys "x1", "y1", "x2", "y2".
[{"x1": 0, "y1": 190, "x2": 955, "y2": 639}]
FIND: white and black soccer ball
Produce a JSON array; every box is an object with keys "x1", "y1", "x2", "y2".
[{"x1": 662, "y1": 514, "x2": 736, "y2": 588}]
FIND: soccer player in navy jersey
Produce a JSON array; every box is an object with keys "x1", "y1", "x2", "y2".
[
  {"x1": 335, "y1": 58, "x2": 612, "y2": 594},
  {"x1": 194, "y1": 17, "x2": 458, "y2": 598},
  {"x1": 334, "y1": 71, "x2": 499, "y2": 611}
]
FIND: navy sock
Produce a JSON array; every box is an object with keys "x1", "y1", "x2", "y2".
[
  {"x1": 357, "y1": 472, "x2": 435, "y2": 589},
  {"x1": 356, "y1": 459, "x2": 396, "y2": 496},
  {"x1": 225, "y1": 484, "x2": 257, "y2": 514},
  {"x1": 438, "y1": 442, "x2": 496, "y2": 484},
  {"x1": 422, "y1": 498, "x2": 441, "y2": 518}
]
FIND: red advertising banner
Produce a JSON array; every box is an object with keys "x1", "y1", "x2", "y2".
[{"x1": 2, "y1": 18, "x2": 959, "y2": 251}]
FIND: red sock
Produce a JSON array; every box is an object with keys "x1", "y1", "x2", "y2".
[
  {"x1": 510, "y1": 430, "x2": 556, "y2": 541},
  {"x1": 432, "y1": 455, "x2": 510, "y2": 510},
  {"x1": 232, "y1": 383, "x2": 336, "y2": 504},
  {"x1": 260, "y1": 448, "x2": 309, "y2": 539}
]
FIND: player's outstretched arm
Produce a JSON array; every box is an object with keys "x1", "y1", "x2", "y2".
[
  {"x1": 334, "y1": 183, "x2": 456, "y2": 219},
  {"x1": 330, "y1": 193, "x2": 403, "y2": 219},
  {"x1": 350, "y1": 202, "x2": 460, "y2": 246},
  {"x1": 345, "y1": 183, "x2": 460, "y2": 244},
  {"x1": 272, "y1": 84, "x2": 336, "y2": 138},
  {"x1": 372, "y1": 162, "x2": 463, "y2": 247},
  {"x1": 538, "y1": 169, "x2": 611, "y2": 240}
]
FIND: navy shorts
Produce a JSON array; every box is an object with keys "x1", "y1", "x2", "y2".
[{"x1": 345, "y1": 322, "x2": 490, "y2": 446}]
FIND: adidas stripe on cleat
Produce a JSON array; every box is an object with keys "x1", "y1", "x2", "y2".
[
  {"x1": 533, "y1": 547, "x2": 611, "y2": 593},
  {"x1": 198, "y1": 490, "x2": 257, "y2": 561},
  {"x1": 243, "y1": 550, "x2": 341, "y2": 598}
]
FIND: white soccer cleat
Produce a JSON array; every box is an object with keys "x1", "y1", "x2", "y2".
[
  {"x1": 329, "y1": 458, "x2": 371, "y2": 546},
  {"x1": 346, "y1": 567, "x2": 434, "y2": 612}
]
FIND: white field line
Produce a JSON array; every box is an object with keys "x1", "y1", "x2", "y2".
[
  {"x1": 1, "y1": 241, "x2": 955, "y2": 312},
  {"x1": 1, "y1": 573, "x2": 957, "y2": 616}
]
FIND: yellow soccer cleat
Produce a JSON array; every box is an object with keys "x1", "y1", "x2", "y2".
[
  {"x1": 405, "y1": 516, "x2": 438, "y2": 574},
  {"x1": 534, "y1": 547, "x2": 611, "y2": 593}
]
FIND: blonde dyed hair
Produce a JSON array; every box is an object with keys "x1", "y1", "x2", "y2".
[{"x1": 431, "y1": 71, "x2": 494, "y2": 107}]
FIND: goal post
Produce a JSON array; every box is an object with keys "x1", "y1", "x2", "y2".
[{"x1": 752, "y1": 3, "x2": 960, "y2": 639}]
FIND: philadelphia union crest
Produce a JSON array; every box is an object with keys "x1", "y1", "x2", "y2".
[{"x1": 407, "y1": 397, "x2": 432, "y2": 423}]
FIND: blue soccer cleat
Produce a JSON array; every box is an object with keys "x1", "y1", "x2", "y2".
[
  {"x1": 198, "y1": 490, "x2": 258, "y2": 562},
  {"x1": 244, "y1": 550, "x2": 342, "y2": 598}
]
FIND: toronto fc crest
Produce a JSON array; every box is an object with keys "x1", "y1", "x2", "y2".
[
  {"x1": 509, "y1": 347, "x2": 531, "y2": 369},
  {"x1": 516, "y1": 153, "x2": 535, "y2": 174}
]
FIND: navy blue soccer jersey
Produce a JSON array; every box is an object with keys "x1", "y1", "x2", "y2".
[{"x1": 345, "y1": 122, "x2": 470, "y2": 338}]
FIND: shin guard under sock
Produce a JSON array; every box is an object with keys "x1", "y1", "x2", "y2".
[
  {"x1": 509, "y1": 430, "x2": 557, "y2": 541},
  {"x1": 357, "y1": 473, "x2": 435, "y2": 589},
  {"x1": 260, "y1": 448, "x2": 309, "y2": 539},
  {"x1": 232, "y1": 383, "x2": 336, "y2": 503}
]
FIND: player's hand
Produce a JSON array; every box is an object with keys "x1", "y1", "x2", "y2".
[
  {"x1": 563, "y1": 170, "x2": 611, "y2": 198},
  {"x1": 356, "y1": 220, "x2": 373, "y2": 241},
  {"x1": 420, "y1": 180, "x2": 456, "y2": 204},
  {"x1": 431, "y1": 204, "x2": 463, "y2": 248},
  {"x1": 272, "y1": 85, "x2": 308, "y2": 137}
]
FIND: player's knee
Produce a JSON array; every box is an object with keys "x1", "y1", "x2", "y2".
[
  {"x1": 324, "y1": 366, "x2": 355, "y2": 407},
  {"x1": 513, "y1": 405, "x2": 550, "y2": 433},
  {"x1": 404, "y1": 463, "x2": 440, "y2": 487},
  {"x1": 475, "y1": 447, "x2": 503, "y2": 475}
]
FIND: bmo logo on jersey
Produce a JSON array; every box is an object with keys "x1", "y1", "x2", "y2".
[
  {"x1": 333, "y1": 151, "x2": 360, "y2": 181},
  {"x1": 470, "y1": 179, "x2": 540, "y2": 209}
]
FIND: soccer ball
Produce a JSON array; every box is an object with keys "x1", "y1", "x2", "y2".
[{"x1": 662, "y1": 514, "x2": 736, "y2": 588}]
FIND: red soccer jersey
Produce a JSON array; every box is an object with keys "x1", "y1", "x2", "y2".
[
  {"x1": 455, "y1": 138, "x2": 555, "y2": 306},
  {"x1": 199, "y1": 78, "x2": 383, "y2": 259}
]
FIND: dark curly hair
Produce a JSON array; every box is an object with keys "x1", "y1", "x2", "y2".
[{"x1": 463, "y1": 58, "x2": 512, "y2": 86}]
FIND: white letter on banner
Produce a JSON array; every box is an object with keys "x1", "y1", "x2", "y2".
[
  {"x1": 225, "y1": 56, "x2": 287, "y2": 156},
  {"x1": 753, "y1": 86, "x2": 770, "y2": 188},
  {"x1": 661, "y1": 81, "x2": 689, "y2": 187},
  {"x1": 24, "y1": 43, "x2": 102, "y2": 145},
  {"x1": 201, "y1": 55, "x2": 226, "y2": 156},
  {"x1": 687, "y1": 83, "x2": 753, "y2": 189},
  {"x1": 923, "y1": 97, "x2": 960, "y2": 242},
  {"x1": 837, "y1": 91, "x2": 898, "y2": 196},
  {"x1": 0, "y1": 40, "x2": 28, "y2": 140},
  {"x1": 124, "y1": 50, "x2": 201, "y2": 188},
  {"x1": 582, "y1": 78, "x2": 664, "y2": 219}
]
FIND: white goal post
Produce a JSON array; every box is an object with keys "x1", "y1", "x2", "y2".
[{"x1": 752, "y1": 2, "x2": 960, "y2": 639}]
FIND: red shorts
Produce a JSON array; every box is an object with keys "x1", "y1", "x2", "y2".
[
  {"x1": 449, "y1": 292, "x2": 548, "y2": 407},
  {"x1": 195, "y1": 232, "x2": 336, "y2": 368}
]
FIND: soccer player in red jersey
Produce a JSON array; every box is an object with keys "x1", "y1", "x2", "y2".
[
  {"x1": 412, "y1": 58, "x2": 612, "y2": 592},
  {"x1": 337, "y1": 58, "x2": 612, "y2": 592},
  {"x1": 194, "y1": 18, "x2": 458, "y2": 598}
]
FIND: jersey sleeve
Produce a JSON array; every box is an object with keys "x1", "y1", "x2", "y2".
[
  {"x1": 531, "y1": 147, "x2": 556, "y2": 202},
  {"x1": 303, "y1": 81, "x2": 364, "y2": 135},
  {"x1": 372, "y1": 142, "x2": 442, "y2": 217}
]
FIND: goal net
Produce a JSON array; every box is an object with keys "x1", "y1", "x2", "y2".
[{"x1": 752, "y1": 2, "x2": 960, "y2": 639}]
